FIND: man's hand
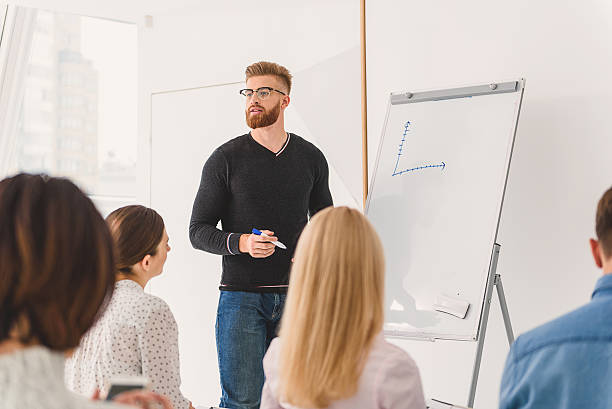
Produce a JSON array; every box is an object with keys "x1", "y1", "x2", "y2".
[{"x1": 239, "y1": 230, "x2": 277, "y2": 258}]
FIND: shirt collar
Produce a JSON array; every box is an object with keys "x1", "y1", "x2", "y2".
[
  {"x1": 591, "y1": 273, "x2": 612, "y2": 299},
  {"x1": 115, "y1": 279, "x2": 144, "y2": 292}
]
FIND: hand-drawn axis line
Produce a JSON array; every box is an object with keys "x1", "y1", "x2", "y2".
[
  {"x1": 392, "y1": 121, "x2": 447, "y2": 177},
  {"x1": 392, "y1": 162, "x2": 446, "y2": 176}
]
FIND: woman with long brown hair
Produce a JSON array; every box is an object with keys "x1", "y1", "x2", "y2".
[
  {"x1": 261, "y1": 207, "x2": 426, "y2": 409},
  {"x1": 65, "y1": 205, "x2": 192, "y2": 409},
  {"x1": 0, "y1": 174, "x2": 173, "y2": 409}
]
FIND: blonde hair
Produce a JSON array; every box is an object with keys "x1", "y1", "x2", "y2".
[
  {"x1": 245, "y1": 61, "x2": 293, "y2": 94},
  {"x1": 278, "y1": 206, "x2": 385, "y2": 408}
]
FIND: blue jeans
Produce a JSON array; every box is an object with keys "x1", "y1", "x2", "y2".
[{"x1": 216, "y1": 291, "x2": 286, "y2": 409}]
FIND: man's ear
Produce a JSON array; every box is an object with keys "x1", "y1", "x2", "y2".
[
  {"x1": 590, "y1": 238, "x2": 603, "y2": 269},
  {"x1": 282, "y1": 95, "x2": 290, "y2": 109}
]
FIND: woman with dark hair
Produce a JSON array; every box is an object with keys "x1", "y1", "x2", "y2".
[
  {"x1": 0, "y1": 174, "x2": 173, "y2": 409},
  {"x1": 66, "y1": 205, "x2": 193, "y2": 409}
]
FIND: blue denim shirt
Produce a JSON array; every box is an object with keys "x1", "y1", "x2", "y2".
[{"x1": 499, "y1": 274, "x2": 612, "y2": 409}]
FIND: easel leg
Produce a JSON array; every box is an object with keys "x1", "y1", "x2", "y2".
[
  {"x1": 467, "y1": 245, "x2": 500, "y2": 408},
  {"x1": 467, "y1": 244, "x2": 515, "y2": 408},
  {"x1": 495, "y1": 275, "x2": 514, "y2": 345},
  {"x1": 467, "y1": 275, "x2": 514, "y2": 408}
]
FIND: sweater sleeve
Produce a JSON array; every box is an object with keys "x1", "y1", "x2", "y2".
[
  {"x1": 189, "y1": 148, "x2": 242, "y2": 255},
  {"x1": 308, "y1": 149, "x2": 333, "y2": 218}
]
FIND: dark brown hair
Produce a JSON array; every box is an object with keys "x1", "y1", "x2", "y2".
[
  {"x1": 106, "y1": 205, "x2": 165, "y2": 275},
  {"x1": 245, "y1": 61, "x2": 293, "y2": 94},
  {"x1": 596, "y1": 186, "x2": 612, "y2": 257},
  {"x1": 0, "y1": 173, "x2": 115, "y2": 350}
]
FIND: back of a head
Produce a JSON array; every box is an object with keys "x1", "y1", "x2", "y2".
[
  {"x1": 106, "y1": 205, "x2": 165, "y2": 275},
  {"x1": 279, "y1": 206, "x2": 385, "y2": 408},
  {"x1": 596, "y1": 186, "x2": 612, "y2": 259},
  {"x1": 0, "y1": 174, "x2": 115, "y2": 351}
]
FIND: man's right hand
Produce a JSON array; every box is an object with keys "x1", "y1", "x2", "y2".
[{"x1": 239, "y1": 230, "x2": 277, "y2": 258}]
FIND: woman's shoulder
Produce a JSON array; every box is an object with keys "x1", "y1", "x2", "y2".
[
  {"x1": 139, "y1": 291, "x2": 173, "y2": 313},
  {"x1": 113, "y1": 281, "x2": 174, "y2": 318},
  {"x1": 264, "y1": 337, "x2": 281, "y2": 362},
  {"x1": 109, "y1": 284, "x2": 177, "y2": 333},
  {"x1": 367, "y1": 336, "x2": 420, "y2": 376},
  {"x1": 131, "y1": 292, "x2": 177, "y2": 327},
  {"x1": 262, "y1": 337, "x2": 281, "y2": 374},
  {"x1": 369, "y1": 337, "x2": 427, "y2": 408}
]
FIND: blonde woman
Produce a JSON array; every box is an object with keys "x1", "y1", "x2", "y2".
[{"x1": 261, "y1": 207, "x2": 426, "y2": 409}]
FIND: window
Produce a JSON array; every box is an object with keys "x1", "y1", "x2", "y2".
[{"x1": 3, "y1": 7, "x2": 138, "y2": 215}]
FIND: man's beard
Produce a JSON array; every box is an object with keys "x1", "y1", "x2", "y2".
[{"x1": 245, "y1": 103, "x2": 281, "y2": 129}]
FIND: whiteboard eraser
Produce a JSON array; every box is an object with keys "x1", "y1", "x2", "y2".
[{"x1": 434, "y1": 294, "x2": 470, "y2": 319}]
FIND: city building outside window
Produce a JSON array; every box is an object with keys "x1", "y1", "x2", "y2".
[{"x1": 6, "y1": 7, "x2": 138, "y2": 216}]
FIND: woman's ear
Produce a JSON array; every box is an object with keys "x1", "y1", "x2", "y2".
[{"x1": 141, "y1": 254, "x2": 152, "y2": 272}]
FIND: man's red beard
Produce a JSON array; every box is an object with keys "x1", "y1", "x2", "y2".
[{"x1": 246, "y1": 103, "x2": 281, "y2": 129}]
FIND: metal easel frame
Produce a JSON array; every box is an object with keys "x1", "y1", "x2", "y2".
[{"x1": 467, "y1": 243, "x2": 514, "y2": 408}]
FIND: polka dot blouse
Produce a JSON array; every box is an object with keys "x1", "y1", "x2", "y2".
[{"x1": 65, "y1": 279, "x2": 190, "y2": 409}]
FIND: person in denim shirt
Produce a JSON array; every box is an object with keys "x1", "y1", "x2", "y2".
[{"x1": 499, "y1": 186, "x2": 612, "y2": 409}]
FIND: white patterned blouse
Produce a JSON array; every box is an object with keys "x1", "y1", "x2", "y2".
[
  {"x1": 65, "y1": 279, "x2": 190, "y2": 409},
  {"x1": 0, "y1": 346, "x2": 129, "y2": 409}
]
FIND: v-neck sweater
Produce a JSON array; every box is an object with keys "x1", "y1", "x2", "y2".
[{"x1": 189, "y1": 132, "x2": 333, "y2": 292}]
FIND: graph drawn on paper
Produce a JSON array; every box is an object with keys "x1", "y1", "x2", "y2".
[{"x1": 392, "y1": 121, "x2": 446, "y2": 176}]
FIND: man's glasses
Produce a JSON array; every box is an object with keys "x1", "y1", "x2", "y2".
[{"x1": 239, "y1": 87, "x2": 286, "y2": 100}]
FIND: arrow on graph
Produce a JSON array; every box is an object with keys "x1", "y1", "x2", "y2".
[
  {"x1": 392, "y1": 161, "x2": 447, "y2": 176},
  {"x1": 392, "y1": 122, "x2": 447, "y2": 177}
]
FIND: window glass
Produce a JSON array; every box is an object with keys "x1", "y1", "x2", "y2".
[{"x1": 14, "y1": 9, "x2": 137, "y2": 202}]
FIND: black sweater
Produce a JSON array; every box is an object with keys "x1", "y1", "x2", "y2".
[{"x1": 189, "y1": 132, "x2": 333, "y2": 292}]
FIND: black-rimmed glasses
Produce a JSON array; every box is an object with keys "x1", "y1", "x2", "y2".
[{"x1": 239, "y1": 87, "x2": 286, "y2": 100}]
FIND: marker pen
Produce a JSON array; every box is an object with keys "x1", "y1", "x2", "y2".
[{"x1": 251, "y1": 228, "x2": 287, "y2": 250}]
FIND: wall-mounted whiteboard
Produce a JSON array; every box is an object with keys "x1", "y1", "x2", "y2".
[{"x1": 366, "y1": 80, "x2": 525, "y2": 341}]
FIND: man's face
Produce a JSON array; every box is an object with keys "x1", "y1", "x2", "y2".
[{"x1": 244, "y1": 75, "x2": 287, "y2": 129}]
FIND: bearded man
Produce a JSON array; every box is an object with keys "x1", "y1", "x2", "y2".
[{"x1": 189, "y1": 61, "x2": 333, "y2": 409}]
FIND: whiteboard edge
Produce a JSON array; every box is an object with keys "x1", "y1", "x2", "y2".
[
  {"x1": 364, "y1": 94, "x2": 392, "y2": 214},
  {"x1": 472, "y1": 78, "x2": 526, "y2": 340}
]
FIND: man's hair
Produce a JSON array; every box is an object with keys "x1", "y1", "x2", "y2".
[
  {"x1": 245, "y1": 61, "x2": 293, "y2": 94},
  {"x1": 106, "y1": 205, "x2": 165, "y2": 275},
  {"x1": 0, "y1": 173, "x2": 115, "y2": 350},
  {"x1": 596, "y1": 186, "x2": 612, "y2": 257}
]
